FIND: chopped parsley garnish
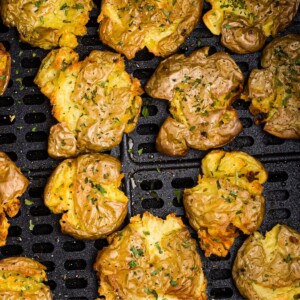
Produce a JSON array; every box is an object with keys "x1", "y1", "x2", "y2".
[
  {"x1": 130, "y1": 246, "x2": 144, "y2": 258},
  {"x1": 128, "y1": 260, "x2": 137, "y2": 268},
  {"x1": 144, "y1": 288, "x2": 158, "y2": 299},
  {"x1": 155, "y1": 242, "x2": 163, "y2": 254}
]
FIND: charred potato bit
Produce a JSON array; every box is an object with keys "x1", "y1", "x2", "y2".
[
  {"x1": 203, "y1": 0, "x2": 300, "y2": 54},
  {"x1": 233, "y1": 224, "x2": 300, "y2": 300},
  {"x1": 34, "y1": 48, "x2": 143, "y2": 158},
  {"x1": 44, "y1": 154, "x2": 128, "y2": 240},
  {"x1": 184, "y1": 150, "x2": 268, "y2": 257},
  {"x1": 242, "y1": 34, "x2": 300, "y2": 139},
  {"x1": 0, "y1": 43, "x2": 11, "y2": 96},
  {"x1": 98, "y1": 0, "x2": 203, "y2": 59},
  {"x1": 0, "y1": 0, "x2": 93, "y2": 49},
  {"x1": 94, "y1": 212, "x2": 207, "y2": 300},
  {"x1": 145, "y1": 47, "x2": 244, "y2": 156},
  {"x1": 0, "y1": 257, "x2": 52, "y2": 299},
  {"x1": 0, "y1": 152, "x2": 29, "y2": 246}
]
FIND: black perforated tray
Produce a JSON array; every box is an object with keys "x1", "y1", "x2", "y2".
[{"x1": 0, "y1": 1, "x2": 299, "y2": 299}]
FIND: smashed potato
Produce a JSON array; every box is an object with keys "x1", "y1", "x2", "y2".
[
  {"x1": 98, "y1": 0, "x2": 203, "y2": 59},
  {"x1": 145, "y1": 47, "x2": 244, "y2": 156},
  {"x1": 203, "y1": 0, "x2": 300, "y2": 54},
  {"x1": 44, "y1": 154, "x2": 128, "y2": 240},
  {"x1": 0, "y1": 0, "x2": 93, "y2": 49},
  {"x1": 242, "y1": 34, "x2": 300, "y2": 139},
  {"x1": 0, "y1": 256, "x2": 52, "y2": 299},
  {"x1": 233, "y1": 224, "x2": 300, "y2": 300},
  {"x1": 34, "y1": 48, "x2": 142, "y2": 158},
  {"x1": 94, "y1": 212, "x2": 207, "y2": 300},
  {"x1": 0, "y1": 152, "x2": 29, "y2": 246},
  {"x1": 0, "y1": 43, "x2": 10, "y2": 96},
  {"x1": 184, "y1": 150, "x2": 267, "y2": 257}
]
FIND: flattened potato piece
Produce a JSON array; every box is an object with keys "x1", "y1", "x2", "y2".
[
  {"x1": 44, "y1": 153, "x2": 128, "y2": 239},
  {"x1": 0, "y1": 0, "x2": 93, "y2": 49},
  {"x1": 184, "y1": 150, "x2": 267, "y2": 257},
  {"x1": 0, "y1": 256, "x2": 52, "y2": 299},
  {"x1": 242, "y1": 34, "x2": 300, "y2": 139},
  {"x1": 233, "y1": 224, "x2": 300, "y2": 300},
  {"x1": 203, "y1": 0, "x2": 300, "y2": 54},
  {"x1": 98, "y1": 0, "x2": 203, "y2": 59},
  {"x1": 94, "y1": 212, "x2": 207, "y2": 300},
  {"x1": 145, "y1": 47, "x2": 244, "y2": 156},
  {"x1": 0, "y1": 152, "x2": 29, "y2": 246},
  {"x1": 34, "y1": 48, "x2": 143, "y2": 158},
  {"x1": 0, "y1": 43, "x2": 10, "y2": 96}
]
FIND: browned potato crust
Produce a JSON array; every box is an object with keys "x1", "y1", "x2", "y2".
[
  {"x1": 232, "y1": 224, "x2": 300, "y2": 300},
  {"x1": 0, "y1": 0, "x2": 94, "y2": 49},
  {"x1": 184, "y1": 150, "x2": 267, "y2": 257},
  {"x1": 145, "y1": 47, "x2": 244, "y2": 156},
  {"x1": 34, "y1": 47, "x2": 143, "y2": 158},
  {"x1": 0, "y1": 256, "x2": 52, "y2": 299},
  {"x1": 242, "y1": 34, "x2": 300, "y2": 139},
  {"x1": 98, "y1": 0, "x2": 203, "y2": 59},
  {"x1": 0, "y1": 152, "x2": 29, "y2": 246},
  {"x1": 44, "y1": 153, "x2": 128, "y2": 240},
  {"x1": 203, "y1": 0, "x2": 300, "y2": 54},
  {"x1": 94, "y1": 212, "x2": 207, "y2": 299},
  {"x1": 0, "y1": 43, "x2": 10, "y2": 96}
]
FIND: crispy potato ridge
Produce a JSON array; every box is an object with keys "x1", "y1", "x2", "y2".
[
  {"x1": 184, "y1": 150, "x2": 267, "y2": 257},
  {"x1": 98, "y1": 0, "x2": 203, "y2": 59},
  {"x1": 34, "y1": 48, "x2": 143, "y2": 158},
  {"x1": 94, "y1": 212, "x2": 207, "y2": 300},
  {"x1": 0, "y1": 257, "x2": 52, "y2": 299},
  {"x1": 0, "y1": 0, "x2": 94, "y2": 49},
  {"x1": 203, "y1": 0, "x2": 300, "y2": 54},
  {"x1": 145, "y1": 47, "x2": 244, "y2": 156},
  {"x1": 242, "y1": 34, "x2": 300, "y2": 139},
  {"x1": 0, "y1": 152, "x2": 29, "y2": 246},
  {"x1": 0, "y1": 43, "x2": 11, "y2": 96},
  {"x1": 44, "y1": 154, "x2": 128, "y2": 240},
  {"x1": 233, "y1": 224, "x2": 300, "y2": 300}
]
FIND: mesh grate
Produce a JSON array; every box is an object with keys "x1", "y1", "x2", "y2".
[{"x1": 0, "y1": 1, "x2": 299, "y2": 299}]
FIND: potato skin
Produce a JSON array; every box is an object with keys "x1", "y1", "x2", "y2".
[
  {"x1": 44, "y1": 153, "x2": 128, "y2": 240},
  {"x1": 0, "y1": 0, "x2": 94, "y2": 49},
  {"x1": 94, "y1": 212, "x2": 207, "y2": 300},
  {"x1": 232, "y1": 224, "x2": 300, "y2": 300},
  {"x1": 0, "y1": 43, "x2": 10, "y2": 96},
  {"x1": 0, "y1": 152, "x2": 29, "y2": 246},
  {"x1": 0, "y1": 256, "x2": 52, "y2": 299},
  {"x1": 242, "y1": 34, "x2": 300, "y2": 139},
  {"x1": 98, "y1": 0, "x2": 203, "y2": 59},
  {"x1": 184, "y1": 150, "x2": 267, "y2": 257},
  {"x1": 145, "y1": 47, "x2": 244, "y2": 156},
  {"x1": 203, "y1": 0, "x2": 300, "y2": 54},
  {"x1": 34, "y1": 48, "x2": 143, "y2": 158}
]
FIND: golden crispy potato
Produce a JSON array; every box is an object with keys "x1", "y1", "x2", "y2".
[
  {"x1": 203, "y1": 0, "x2": 300, "y2": 54},
  {"x1": 233, "y1": 224, "x2": 300, "y2": 300},
  {"x1": 34, "y1": 48, "x2": 143, "y2": 158},
  {"x1": 0, "y1": 152, "x2": 29, "y2": 246},
  {"x1": 0, "y1": 43, "x2": 10, "y2": 96},
  {"x1": 98, "y1": 0, "x2": 203, "y2": 59},
  {"x1": 44, "y1": 153, "x2": 128, "y2": 240},
  {"x1": 145, "y1": 47, "x2": 244, "y2": 156},
  {"x1": 0, "y1": 0, "x2": 93, "y2": 49},
  {"x1": 184, "y1": 150, "x2": 267, "y2": 257},
  {"x1": 0, "y1": 256, "x2": 52, "y2": 299},
  {"x1": 242, "y1": 34, "x2": 300, "y2": 139},
  {"x1": 94, "y1": 212, "x2": 207, "y2": 300}
]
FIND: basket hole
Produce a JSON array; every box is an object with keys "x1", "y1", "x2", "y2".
[
  {"x1": 26, "y1": 150, "x2": 48, "y2": 161},
  {"x1": 136, "y1": 124, "x2": 159, "y2": 135},
  {"x1": 23, "y1": 76, "x2": 36, "y2": 87},
  {"x1": 29, "y1": 187, "x2": 44, "y2": 198},
  {"x1": 82, "y1": 35, "x2": 99, "y2": 46},
  {"x1": 41, "y1": 261, "x2": 56, "y2": 272},
  {"x1": 21, "y1": 57, "x2": 41, "y2": 68},
  {"x1": 172, "y1": 197, "x2": 183, "y2": 207},
  {"x1": 268, "y1": 171, "x2": 288, "y2": 182},
  {"x1": 32, "y1": 242, "x2": 54, "y2": 253},
  {"x1": 0, "y1": 133, "x2": 16, "y2": 145},
  {"x1": 65, "y1": 278, "x2": 88, "y2": 289},
  {"x1": 240, "y1": 117, "x2": 253, "y2": 128},
  {"x1": 209, "y1": 269, "x2": 231, "y2": 280},
  {"x1": 4, "y1": 152, "x2": 17, "y2": 161},
  {"x1": 45, "y1": 280, "x2": 57, "y2": 290},
  {"x1": 8, "y1": 226, "x2": 22, "y2": 237},
  {"x1": 26, "y1": 131, "x2": 48, "y2": 142},
  {"x1": 171, "y1": 177, "x2": 194, "y2": 189},
  {"x1": 64, "y1": 259, "x2": 87, "y2": 271},
  {"x1": 142, "y1": 197, "x2": 164, "y2": 209},
  {"x1": 266, "y1": 190, "x2": 289, "y2": 201},
  {"x1": 23, "y1": 94, "x2": 46, "y2": 105},
  {"x1": 263, "y1": 134, "x2": 285, "y2": 146},
  {"x1": 134, "y1": 48, "x2": 155, "y2": 61},
  {"x1": 232, "y1": 99, "x2": 250, "y2": 110},
  {"x1": 141, "y1": 105, "x2": 158, "y2": 117},
  {"x1": 30, "y1": 205, "x2": 51, "y2": 216},
  {"x1": 138, "y1": 143, "x2": 156, "y2": 154},
  {"x1": 209, "y1": 253, "x2": 231, "y2": 261},
  {"x1": 237, "y1": 62, "x2": 249, "y2": 73},
  {"x1": 0, "y1": 96, "x2": 14, "y2": 107},
  {"x1": 94, "y1": 239, "x2": 109, "y2": 250},
  {"x1": 24, "y1": 112, "x2": 46, "y2": 124},
  {"x1": 268, "y1": 208, "x2": 291, "y2": 220},
  {"x1": 210, "y1": 287, "x2": 233, "y2": 298},
  {"x1": 0, "y1": 115, "x2": 16, "y2": 126},
  {"x1": 1, "y1": 245, "x2": 23, "y2": 256},
  {"x1": 87, "y1": 16, "x2": 98, "y2": 27},
  {"x1": 133, "y1": 68, "x2": 155, "y2": 80},
  {"x1": 32, "y1": 224, "x2": 53, "y2": 235},
  {"x1": 140, "y1": 179, "x2": 163, "y2": 191},
  {"x1": 19, "y1": 42, "x2": 34, "y2": 50},
  {"x1": 0, "y1": 24, "x2": 9, "y2": 33},
  {"x1": 63, "y1": 241, "x2": 86, "y2": 252}
]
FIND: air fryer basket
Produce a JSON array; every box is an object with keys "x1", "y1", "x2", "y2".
[{"x1": 0, "y1": 1, "x2": 299, "y2": 299}]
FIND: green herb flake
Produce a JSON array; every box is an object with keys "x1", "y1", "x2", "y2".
[
  {"x1": 94, "y1": 184, "x2": 106, "y2": 196},
  {"x1": 72, "y1": 3, "x2": 84, "y2": 9},
  {"x1": 282, "y1": 95, "x2": 291, "y2": 107},
  {"x1": 143, "y1": 231, "x2": 150, "y2": 235},
  {"x1": 128, "y1": 260, "x2": 137, "y2": 268},
  {"x1": 138, "y1": 148, "x2": 143, "y2": 156},
  {"x1": 151, "y1": 269, "x2": 160, "y2": 276},
  {"x1": 0, "y1": 75, "x2": 6, "y2": 80},
  {"x1": 197, "y1": 40, "x2": 201, "y2": 47},
  {"x1": 224, "y1": 24, "x2": 232, "y2": 29},
  {"x1": 142, "y1": 106, "x2": 149, "y2": 118},
  {"x1": 170, "y1": 278, "x2": 178, "y2": 287},
  {"x1": 189, "y1": 126, "x2": 196, "y2": 132},
  {"x1": 29, "y1": 220, "x2": 34, "y2": 231},
  {"x1": 155, "y1": 242, "x2": 163, "y2": 254},
  {"x1": 172, "y1": 0, "x2": 177, "y2": 5},
  {"x1": 216, "y1": 180, "x2": 221, "y2": 189},
  {"x1": 174, "y1": 189, "x2": 183, "y2": 204},
  {"x1": 130, "y1": 246, "x2": 144, "y2": 258},
  {"x1": 25, "y1": 199, "x2": 34, "y2": 206},
  {"x1": 236, "y1": 210, "x2": 242, "y2": 214},
  {"x1": 144, "y1": 288, "x2": 158, "y2": 299},
  {"x1": 182, "y1": 242, "x2": 191, "y2": 248},
  {"x1": 284, "y1": 254, "x2": 292, "y2": 263}
]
